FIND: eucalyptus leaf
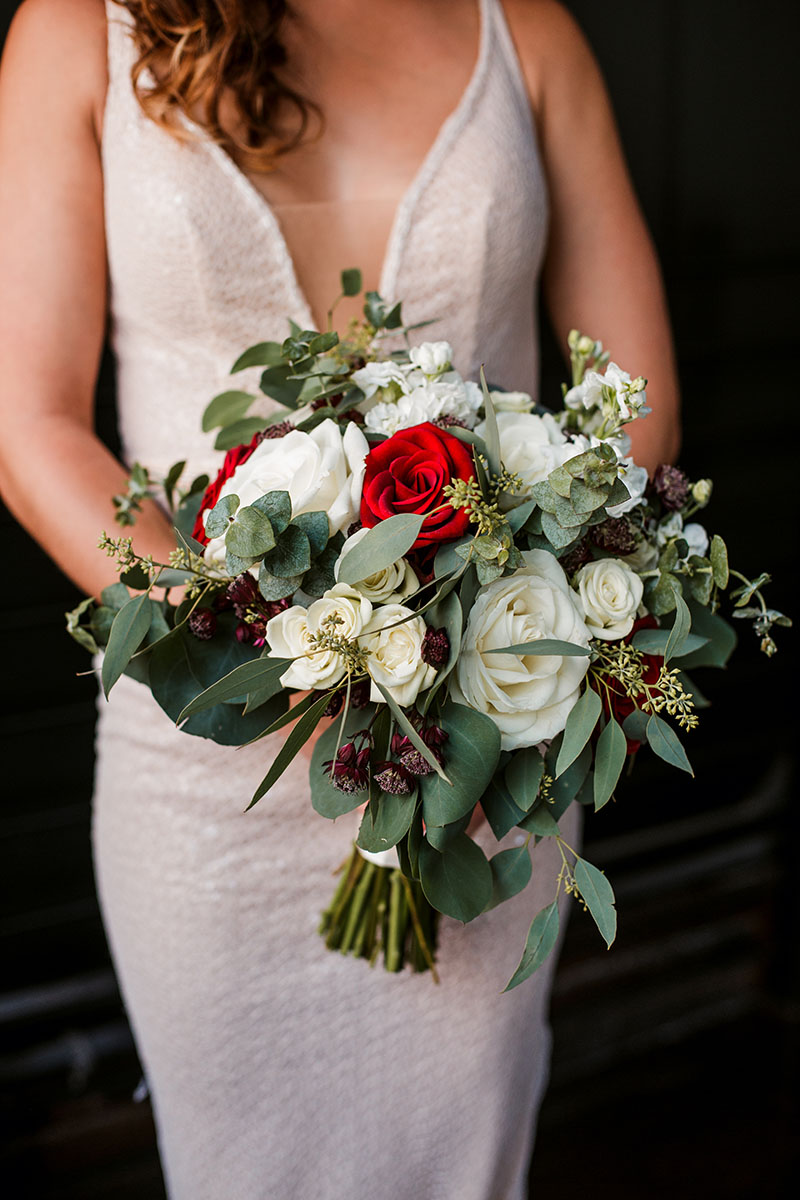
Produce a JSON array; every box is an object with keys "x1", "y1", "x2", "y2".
[
  {"x1": 337, "y1": 514, "x2": 425, "y2": 585},
  {"x1": 177, "y1": 656, "x2": 291, "y2": 722},
  {"x1": 664, "y1": 587, "x2": 692, "y2": 662},
  {"x1": 574, "y1": 856, "x2": 617, "y2": 947},
  {"x1": 213, "y1": 418, "x2": 268, "y2": 452},
  {"x1": 481, "y1": 778, "x2": 528, "y2": 841},
  {"x1": 259, "y1": 364, "x2": 304, "y2": 409},
  {"x1": 547, "y1": 741, "x2": 592, "y2": 820},
  {"x1": 420, "y1": 701, "x2": 501, "y2": 826},
  {"x1": 291, "y1": 510, "x2": 329, "y2": 559},
  {"x1": 201, "y1": 390, "x2": 255, "y2": 433},
  {"x1": 555, "y1": 686, "x2": 602, "y2": 777},
  {"x1": 479, "y1": 368, "x2": 502, "y2": 476},
  {"x1": 710, "y1": 534, "x2": 729, "y2": 588},
  {"x1": 593, "y1": 716, "x2": 627, "y2": 810},
  {"x1": 419, "y1": 590, "x2": 462, "y2": 713},
  {"x1": 308, "y1": 718, "x2": 371, "y2": 819},
  {"x1": 504, "y1": 901, "x2": 560, "y2": 991},
  {"x1": 676, "y1": 602, "x2": 737, "y2": 669},
  {"x1": 205, "y1": 493, "x2": 239, "y2": 539},
  {"x1": 646, "y1": 714, "x2": 694, "y2": 775},
  {"x1": 341, "y1": 267, "x2": 362, "y2": 296},
  {"x1": 357, "y1": 789, "x2": 418, "y2": 852},
  {"x1": 258, "y1": 565, "x2": 304, "y2": 602},
  {"x1": 250, "y1": 490, "x2": 292, "y2": 536},
  {"x1": 418, "y1": 834, "x2": 493, "y2": 923},
  {"x1": 487, "y1": 844, "x2": 532, "y2": 910},
  {"x1": 632, "y1": 628, "x2": 709, "y2": 657},
  {"x1": 249, "y1": 690, "x2": 334, "y2": 809},
  {"x1": 492, "y1": 637, "x2": 591, "y2": 658},
  {"x1": 101, "y1": 594, "x2": 153, "y2": 697},
  {"x1": 518, "y1": 805, "x2": 560, "y2": 836},
  {"x1": 504, "y1": 746, "x2": 545, "y2": 813},
  {"x1": 226, "y1": 506, "x2": 276, "y2": 559},
  {"x1": 424, "y1": 811, "x2": 471, "y2": 850},
  {"x1": 264, "y1": 525, "x2": 311, "y2": 577},
  {"x1": 231, "y1": 341, "x2": 284, "y2": 372}
]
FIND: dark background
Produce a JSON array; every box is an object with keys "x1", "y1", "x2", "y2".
[{"x1": 1, "y1": 1, "x2": 797, "y2": 1197}]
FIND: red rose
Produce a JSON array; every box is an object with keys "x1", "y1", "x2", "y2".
[
  {"x1": 360, "y1": 422, "x2": 476, "y2": 551},
  {"x1": 191, "y1": 431, "x2": 263, "y2": 545}
]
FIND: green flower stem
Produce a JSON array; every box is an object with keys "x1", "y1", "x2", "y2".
[
  {"x1": 340, "y1": 861, "x2": 376, "y2": 953},
  {"x1": 322, "y1": 850, "x2": 365, "y2": 948},
  {"x1": 401, "y1": 875, "x2": 440, "y2": 984},
  {"x1": 385, "y1": 871, "x2": 407, "y2": 972}
]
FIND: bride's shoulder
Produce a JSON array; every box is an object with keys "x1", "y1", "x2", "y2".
[
  {"x1": 499, "y1": 0, "x2": 603, "y2": 122},
  {"x1": 1, "y1": 0, "x2": 107, "y2": 135}
]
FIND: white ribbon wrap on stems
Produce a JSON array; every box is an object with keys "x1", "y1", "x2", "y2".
[{"x1": 356, "y1": 844, "x2": 400, "y2": 869}]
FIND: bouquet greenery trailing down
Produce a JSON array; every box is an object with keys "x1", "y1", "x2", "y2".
[{"x1": 68, "y1": 270, "x2": 789, "y2": 990}]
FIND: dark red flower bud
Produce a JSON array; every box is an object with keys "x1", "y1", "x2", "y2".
[
  {"x1": 374, "y1": 761, "x2": 414, "y2": 795},
  {"x1": 431, "y1": 414, "x2": 467, "y2": 430},
  {"x1": 258, "y1": 420, "x2": 295, "y2": 440},
  {"x1": 323, "y1": 742, "x2": 370, "y2": 793},
  {"x1": 592, "y1": 517, "x2": 637, "y2": 556},
  {"x1": 652, "y1": 464, "x2": 690, "y2": 511},
  {"x1": 227, "y1": 572, "x2": 259, "y2": 612},
  {"x1": 188, "y1": 607, "x2": 217, "y2": 640},
  {"x1": 421, "y1": 626, "x2": 450, "y2": 668},
  {"x1": 559, "y1": 538, "x2": 592, "y2": 576}
]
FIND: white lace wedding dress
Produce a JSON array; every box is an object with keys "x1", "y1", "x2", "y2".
[{"x1": 94, "y1": 2, "x2": 579, "y2": 1196}]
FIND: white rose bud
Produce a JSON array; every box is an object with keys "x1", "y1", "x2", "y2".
[
  {"x1": 451, "y1": 549, "x2": 591, "y2": 750},
  {"x1": 575, "y1": 558, "x2": 644, "y2": 641},
  {"x1": 266, "y1": 583, "x2": 372, "y2": 690},
  {"x1": 361, "y1": 604, "x2": 437, "y2": 707},
  {"x1": 334, "y1": 528, "x2": 418, "y2": 603},
  {"x1": 488, "y1": 389, "x2": 534, "y2": 414},
  {"x1": 408, "y1": 341, "x2": 453, "y2": 377},
  {"x1": 691, "y1": 478, "x2": 713, "y2": 507}
]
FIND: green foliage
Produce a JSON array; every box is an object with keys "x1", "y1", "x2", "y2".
[
  {"x1": 420, "y1": 701, "x2": 501, "y2": 827},
  {"x1": 341, "y1": 267, "x2": 362, "y2": 296},
  {"x1": 214, "y1": 418, "x2": 268, "y2": 451},
  {"x1": 574, "y1": 856, "x2": 617, "y2": 946},
  {"x1": 231, "y1": 341, "x2": 284, "y2": 373},
  {"x1": 492, "y1": 638, "x2": 591, "y2": 657},
  {"x1": 418, "y1": 834, "x2": 493, "y2": 923},
  {"x1": 545, "y1": 738, "x2": 592, "y2": 820},
  {"x1": 419, "y1": 591, "x2": 463, "y2": 713},
  {"x1": 177, "y1": 655, "x2": 290, "y2": 722},
  {"x1": 481, "y1": 778, "x2": 527, "y2": 840},
  {"x1": 101, "y1": 594, "x2": 153, "y2": 697},
  {"x1": 504, "y1": 901, "x2": 560, "y2": 991},
  {"x1": 226, "y1": 504, "x2": 277, "y2": 559},
  {"x1": 710, "y1": 534, "x2": 729, "y2": 587},
  {"x1": 487, "y1": 844, "x2": 532, "y2": 909},
  {"x1": 337, "y1": 514, "x2": 424, "y2": 585},
  {"x1": 263, "y1": 524, "x2": 311, "y2": 577},
  {"x1": 555, "y1": 686, "x2": 602, "y2": 777},
  {"x1": 504, "y1": 746, "x2": 545, "y2": 813},
  {"x1": 249, "y1": 690, "x2": 334, "y2": 809},
  {"x1": 148, "y1": 616, "x2": 287, "y2": 745},
  {"x1": 205, "y1": 493, "x2": 239, "y2": 538},
  {"x1": 518, "y1": 805, "x2": 560, "y2": 836},
  {"x1": 593, "y1": 716, "x2": 627, "y2": 810},
  {"x1": 201, "y1": 390, "x2": 256, "y2": 433},
  {"x1": 676, "y1": 601, "x2": 737, "y2": 669},
  {"x1": 646, "y1": 714, "x2": 693, "y2": 775},
  {"x1": 357, "y1": 789, "x2": 418, "y2": 853}
]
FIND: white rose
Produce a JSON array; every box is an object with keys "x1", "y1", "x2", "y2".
[
  {"x1": 476, "y1": 410, "x2": 583, "y2": 489},
  {"x1": 656, "y1": 511, "x2": 684, "y2": 545},
  {"x1": 575, "y1": 557, "x2": 644, "y2": 641},
  {"x1": 408, "y1": 341, "x2": 453, "y2": 377},
  {"x1": 451, "y1": 549, "x2": 591, "y2": 750},
  {"x1": 364, "y1": 375, "x2": 482, "y2": 436},
  {"x1": 266, "y1": 583, "x2": 372, "y2": 690},
  {"x1": 351, "y1": 360, "x2": 409, "y2": 400},
  {"x1": 622, "y1": 539, "x2": 659, "y2": 573},
  {"x1": 203, "y1": 419, "x2": 368, "y2": 565},
  {"x1": 488, "y1": 389, "x2": 533, "y2": 414},
  {"x1": 361, "y1": 603, "x2": 437, "y2": 707},
  {"x1": 334, "y1": 527, "x2": 419, "y2": 603},
  {"x1": 606, "y1": 457, "x2": 649, "y2": 517}
]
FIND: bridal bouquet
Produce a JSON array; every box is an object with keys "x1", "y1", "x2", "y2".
[{"x1": 68, "y1": 271, "x2": 788, "y2": 990}]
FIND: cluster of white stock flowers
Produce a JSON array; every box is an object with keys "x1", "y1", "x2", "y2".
[
  {"x1": 353, "y1": 341, "x2": 482, "y2": 436},
  {"x1": 451, "y1": 549, "x2": 592, "y2": 750},
  {"x1": 574, "y1": 558, "x2": 644, "y2": 641},
  {"x1": 657, "y1": 512, "x2": 709, "y2": 558},
  {"x1": 564, "y1": 361, "x2": 650, "y2": 423},
  {"x1": 202, "y1": 420, "x2": 368, "y2": 569}
]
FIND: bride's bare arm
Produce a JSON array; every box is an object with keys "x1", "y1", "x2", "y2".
[
  {"x1": 0, "y1": 0, "x2": 178, "y2": 598},
  {"x1": 504, "y1": 0, "x2": 681, "y2": 474}
]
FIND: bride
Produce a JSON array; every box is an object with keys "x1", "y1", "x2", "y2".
[{"x1": 0, "y1": 2, "x2": 680, "y2": 1197}]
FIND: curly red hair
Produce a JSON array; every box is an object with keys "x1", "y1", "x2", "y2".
[{"x1": 114, "y1": 1, "x2": 318, "y2": 170}]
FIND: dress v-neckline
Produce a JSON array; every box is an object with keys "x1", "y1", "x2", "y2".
[{"x1": 167, "y1": 0, "x2": 491, "y2": 332}]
